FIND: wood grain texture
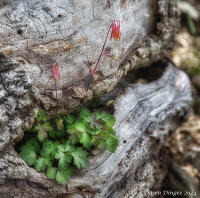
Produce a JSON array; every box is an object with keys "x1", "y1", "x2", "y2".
[
  {"x1": 0, "y1": 0, "x2": 185, "y2": 197},
  {"x1": 0, "y1": 63, "x2": 193, "y2": 197},
  {"x1": 0, "y1": 0, "x2": 179, "y2": 117},
  {"x1": 0, "y1": 0, "x2": 180, "y2": 162}
]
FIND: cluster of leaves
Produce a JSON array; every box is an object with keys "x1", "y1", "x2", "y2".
[{"x1": 18, "y1": 107, "x2": 119, "y2": 185}]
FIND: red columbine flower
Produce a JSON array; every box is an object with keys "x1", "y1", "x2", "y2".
[
  {"x1": 52, "y1": 64, "x2": 60, "y2": 82},
  {"x1": 110, "y1": 20, "x2": 121, "y2": 41}
]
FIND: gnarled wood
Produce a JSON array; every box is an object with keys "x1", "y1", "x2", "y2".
[
  {"x1": 0, "y1": 63, "x2": 193, "y2": 197},
  {"x1": 0, "y1": 0, "x2": 180, "y2": 154},
  {"x1": 0, "y1": 0, "x2": 187, "y2": 197},
  {"x1": 0, "y1": 0, "x2": 179, "y2": 118}
]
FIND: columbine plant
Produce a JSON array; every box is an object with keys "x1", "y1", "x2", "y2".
[
  {"x1": 18, "y1": 20, "x2": 121, "y2": 185},
  {"x1": 73, "y1": 20, "x2": 121, "y2": 123},
  {"x1": 52, "y1": 20, "x2": 121, "y2": 124}
]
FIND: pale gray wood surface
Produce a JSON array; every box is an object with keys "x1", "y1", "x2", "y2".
[
  {"x1": 0, "y1": 0, "x2": 180, "y2": 154},
  {"x1": 0, "y1": 0, "x2": 179, "y2": 117}
]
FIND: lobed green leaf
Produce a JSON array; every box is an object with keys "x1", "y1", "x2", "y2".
[
  {"x1": 36, "y1": 110, "x2": 48, "y2": 123},
  {"x1": 19, "y1": 144, "x2": 38, "y2": 166},
  {"x1": 35, "y1": 157, "x2": 50, "y2": 172},
  {"x1": 63, "y1": 115, "x2": 75, "y2": 125},
  {"x1": 71, "y1": 147, "x2": 89, "y2": 169},
  {"x1": 56, "y1": 168, "x2": 73, "y2": 185},
  {"x1": 80, "y1": 132, "x2": 92, "y2": 150}
]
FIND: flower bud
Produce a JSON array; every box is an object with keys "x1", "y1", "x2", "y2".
[
  {"x1": 78, "y1": 88, "x2": 83, "y2": 96},
  {"x1": 52, "y1": 64, "x2": 60, "y2": 82}
]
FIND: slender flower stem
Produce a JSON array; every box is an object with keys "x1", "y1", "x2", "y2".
[
  {"x1": 53, "y1": 82, "x2": 58, "y2": 125},
  {"x1": 74, "y1": 24, "x2": 112, "y2": 124},
  {"x1": 93, "y1": 24, "x2": 112, "y2": 73},
  {"x1": 113, "y1": 87, "x2": 123, "y2": 94},
  {"x1": 73, "y1": 87, "x2": 89, "y2": 124},
  {"x1": 59, "y1": 88, "x2": 73, "y2": 102}
]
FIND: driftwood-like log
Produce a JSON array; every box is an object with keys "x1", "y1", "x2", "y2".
[
  {"x1": 0, "y1": 0, "x2": 179, "y2": 155},
  {"x1": 0, "y1": 0, "x2": 179, "y2": 118},
  {"x1": 0, "y1": 0, "x2": 188, "y2": 197},
  {"x1": 0, "y1": 63, "x2": 193, "y2": 197}
]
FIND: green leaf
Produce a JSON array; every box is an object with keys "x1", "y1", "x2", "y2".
[
  {"x1": 47, "y1": 167, "x2": 57, "y2": 180},
  {"x1": 55, "y1": 141, "x2": 75, "y2": 170},
  {"x1": 106, "y1": 136, "x2": 119, "y2": 153},
  {"x1": 57, "y1": 153, "x2": 72, "y2": 170},
  {"x1": 37, "y1": 125, "x2": 48, "y2": 141},
  {"x1": 94, "y1": 111, "x2": 114, "y2": 122},
  {"x1": 96, "y1": 131, "x2": 108, "y2": 140},
  {"x1": 67, "y1": 125, "x2": 82, "y2": 145},
  {"x1": 43, "y1": 156, "x2": 53, "y2": 167},
  {"x1": 106, "y1": 118, "x2": 116, "y2": 128},
  {"x1": 19, "y1": 144, "x2": 38, "y2": 165},
  {"x1": 69, "y1": 133, "x2": 80, "y2": 145},
  {"x1": 90, "y1": 136, "x2": 106, "y2": 150},
  {"x1": 98, "y1": 139, "x2": 107, "y2": 150},
  {"x1": 26, "y1": 128, "x2": 38, "y2": 133},
  {"x1": 41, "y1": 140, "x2": 59, "y2": 158},
  {"x1": 35, "y1": 157, "x2": 46, "y2": 171},
  {"x1": 55, "y1": 118, "x2": 64, "y2": 130},
  {"x1": 34, "y1": 122, "x2": 52, "y2": 141},
  {"x1": 71, "y1": 147, "x2": 89, "y2": 169},
  {"x1": 104, "y1": 127, "x2": 115, "y2": 135},
  {"x1": 75, "y1": 122, "x2": 86, "y2": 132},
  {"x1": 25, "y1": 138, "x2": 40, "y2": 154},
  {"x1": 80, "y1": 132, "x2": 92, "y2": 150},
  {"x1": 36, "y1": 110, "x2": 48, "y2": 122},
  {"x1": 90, "y1": 131, "x2": 108, "y2": 150},
  {"x1": 77, "y1": 106, "x2": 91, "y2": 120},
  {"x1": 61, "y1": 138, "x2": 66, "y2": 145},
  {"x1": 81, "y1": 115, "x2": 90, "y2": 123},
  {"x1": 106, "y1": 100, "x2": 115, "y2": 106},
  {"x1": 89, "y1": 113, "x2": 105, "y2": 130},
  {"x1": 63, "y1": 115, "x2": 75, "y2": 125},
  {"x1": 86, "y1": 128, "x2": 99, "y2": 135},
  {"x1": 91, "y1": 98, "x2": 99, "y2": 107},
  {"x1": 56, "y1": 168, "x2": 73, "y2": 185},
  {"x1": 49, "y1": 121, "x2": 65, "y2": 138},
  {"x1": 41, "y1": 122, "x2": 52, "y2": 131}
]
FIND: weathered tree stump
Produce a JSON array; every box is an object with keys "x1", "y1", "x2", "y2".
[
  {"x1": 0, "y1": 62, "x2": 193, "y2": 197},
  {"x1": 0, "y1": 0, "x2": 192, "y2": 197}
]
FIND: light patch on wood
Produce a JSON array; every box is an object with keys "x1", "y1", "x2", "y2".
[
  {"x1": 120, "y1": 0, "x2": 126, "y2": 11},
  {"x1": 1, "y1": 47, "x2": 13, "y2": 56},
  {"x1": 32, "y1": 41, "x2": 74, "y2": 54},
  {"x1": 77, "y1": 37, "x2": 86, "y2": 43}
]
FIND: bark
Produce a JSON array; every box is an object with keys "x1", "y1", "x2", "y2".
[
  {"x1": 0, "y1": 0, "x2": 179, "y2": 117},
  {"x1": 0, "y1": 0, "x2": 180, "y2": 151},
  {"x1": 0, "y1": 63, "x2": 193, "y2": 197},
  {"x1": 0, "y1": 0, "x2": 188, "y2": 197}
]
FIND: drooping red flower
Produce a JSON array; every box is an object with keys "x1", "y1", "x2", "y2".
[
  {"x1": 52, "y1": 64, "x2": 60, "y2": 82},
  {"x1": 110, "y1": 20, "x2": 121, "y2": 41}
]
